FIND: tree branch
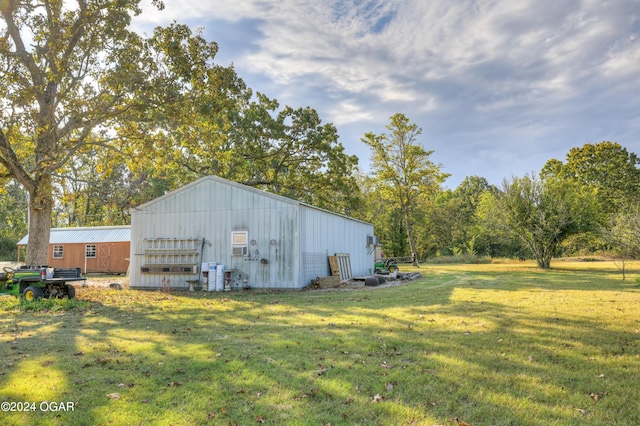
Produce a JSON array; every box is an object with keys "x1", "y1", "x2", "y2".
[
  {"x1": 1, "y1": 0, "x2": 44, "y2": 92},
  {"x1": 0, "y1": 128, "x2": 36, "y2": 192}
]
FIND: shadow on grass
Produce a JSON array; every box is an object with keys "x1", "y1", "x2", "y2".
[{"x1": 1, "y1": 266, "x2": 639, "y2": 425}]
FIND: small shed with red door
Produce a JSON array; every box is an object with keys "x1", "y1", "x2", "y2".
[{"x1": 17, "y1": 226, "x2": 130, "y2": 274}]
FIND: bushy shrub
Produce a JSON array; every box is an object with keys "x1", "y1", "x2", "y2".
[{"x1": 0, "y1": 237, "x2": 17, "y2": 261}]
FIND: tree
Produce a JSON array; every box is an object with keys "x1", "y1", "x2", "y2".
[
  {"x1": 0, "y1": 0, "x2": 164, "y2": 264},
  {"x1": 121, "y1": 24, "x2": 363, "y2": 217},
  {"x1": 418, "y1": 176, "x2": 496, "y2": 258},
  {"x1": 541, "y1": 142, "x2": 640, "y2": 214},
  {"x1": 362, "y1": 113, "x2": 449, "y2": 261},
  {"x1": 53, "y1": 150, "x2": 163, "y2": 227},
  {"x1": 600, "y1": 205, "x2": 640, "y2": 279},
  {"x1": 0, "y1": 179, "x2": 27, "y2": 240},
  {"x1": 0, "y1": 179, "x2": 27, "y2": 260},
  {"x1": 490, "y1": 173, "x2": 601, "y2": 268},
  {"x1": 446, "y1": 176, "x2": 494, "y2": 255}
]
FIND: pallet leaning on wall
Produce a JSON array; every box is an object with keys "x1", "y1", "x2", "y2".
[{"x1": 328, "y1": 253, "x2": 352, "y2": 281}]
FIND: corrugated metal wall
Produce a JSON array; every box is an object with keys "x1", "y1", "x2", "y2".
[
  {"x1": 130, "y1": 177, "x2": 299, "y2": 289},
  {"x1": 130, "y1": 176, "x2": 375, "y2": 290},
  {"x1": 298, "y1": 205, "x2": 375, "y2": 286}
]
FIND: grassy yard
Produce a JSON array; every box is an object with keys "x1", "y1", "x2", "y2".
[{"x1": 1, "y1": 261, "x2": 639, "y2": 425}]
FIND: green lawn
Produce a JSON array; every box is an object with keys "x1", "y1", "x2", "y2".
[{"x1": 1, "y1": 261, "x2": 639, "y2": 425}]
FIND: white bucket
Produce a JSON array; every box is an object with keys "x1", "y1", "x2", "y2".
[
  {"x1": 208, "y1": 263, "x2": 217, "y2": 291},
  {"x1": 216, "y1": 265, "x2": 224, "y2": 291}
]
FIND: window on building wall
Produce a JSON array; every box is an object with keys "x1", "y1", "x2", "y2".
[
  {"x1": 231, "y1": 231, "x2": 248, "y2": 256},
  {"x1": 53, "y1": 245, "x2": 64, "y2": 259},
  {"x1": 86, "y1": 245, "x2": 96, "y2": 258}
]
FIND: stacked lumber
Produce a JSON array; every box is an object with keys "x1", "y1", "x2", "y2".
[{"x1": 314, "y1": 276, "x2": 341, "y2": 288}]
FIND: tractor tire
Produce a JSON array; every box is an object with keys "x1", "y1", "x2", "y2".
[
  {"x1": 388, "y1": 265, "x2": 398, "y2": 274},
  {"x1": 23, "y1": 286, "x2": 44, "y2": 301},
  {"x1": 65, "y1": 285, "x2": 76, "y2": 299}
]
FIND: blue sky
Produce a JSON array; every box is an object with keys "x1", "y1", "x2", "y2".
[{"x1": 133, "y1": 0, "x2": 640, "y2": 188}]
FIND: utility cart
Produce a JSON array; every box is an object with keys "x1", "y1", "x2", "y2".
[{"x1": 0, "y1": 265, "x2": 85, "y2": 300}]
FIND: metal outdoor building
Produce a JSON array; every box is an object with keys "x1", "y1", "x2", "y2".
[{"x1": 129, "y1": 176, "x2": 375, "y2": 290}]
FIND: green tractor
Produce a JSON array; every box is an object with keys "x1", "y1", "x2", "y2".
[
  {"x1": 0, "y1": 265, "x2": 85, "y2": 300},
  {"x1": 374, "y1": 258, "x2": 399, "y2": 274}
]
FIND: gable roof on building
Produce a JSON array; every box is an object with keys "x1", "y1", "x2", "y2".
[
  {"x1": 132, "y1": 175, "x2": 300, "y2": 211},
  {"x1": 18, "y1": 226, "x2": 131, "y2": 245},
  {"x1": 132, "y1": 175, "x2": 372, "y2": 226}
]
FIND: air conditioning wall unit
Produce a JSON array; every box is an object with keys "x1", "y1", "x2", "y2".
[{"x1": 232, "y1": 246, "x2": 248, "y2": 256}]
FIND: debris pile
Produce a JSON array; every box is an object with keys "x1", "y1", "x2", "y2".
[
  {"x1": 397, "y1": 272, "x2": 422, "y2": 281},
  {"x1": 308, "y1": 271, "x2": 422, "y2": 291}
]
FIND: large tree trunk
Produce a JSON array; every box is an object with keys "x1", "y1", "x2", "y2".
[
  {"x1": 403, "y1": 206, "x2": 419, "y2": 267},
  {"x1": 25, "y1": 176, "x2": 53, "y2": 266},
  {"x1": 536, "y1": 256, "x2": 552, "y2": 269},
  {"x1": 534, "y1": 244, "x2": 553, "y2": 269}
]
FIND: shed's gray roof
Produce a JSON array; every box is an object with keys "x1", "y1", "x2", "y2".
[
  {"x1": 132, "y1": 175, "x2": 372, "y2": 226},
  {"x1": 18, "y1": 226, "x2": 131, "y2": 245}
]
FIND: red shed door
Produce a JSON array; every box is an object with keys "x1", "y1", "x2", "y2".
[{"x1": 98, "y1": 245, "x2": 111, "y2": 272}]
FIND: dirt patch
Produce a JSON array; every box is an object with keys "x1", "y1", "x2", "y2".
[
  {"x1": 81, "y1": 272, "x2": 422, "y2": 293},
  {"x1": 82, "y1": 275, "x2": 129, "y2": 289},
  {"x1": 0, "y1": 261, "x2": 22, "y2": 270},
  {"x1": 306, "y1": 272, "x2": 422, "y2": 292}
]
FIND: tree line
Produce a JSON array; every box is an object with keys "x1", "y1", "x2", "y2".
[
  {"x1": 1, "y1": 1, "x2": 639, "y2": 268},
  {"x1": 363, "y1": 122, "x2": 640, "y2": 269}
]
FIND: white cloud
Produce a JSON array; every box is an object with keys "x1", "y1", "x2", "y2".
[
  {"x1": 327, "y1": 100, "x2": 373, "y2": 125},
  {"x1": 131, "y1": 0, "x2": 640, "y2": 186}
]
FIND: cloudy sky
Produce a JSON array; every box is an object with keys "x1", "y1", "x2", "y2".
[{"x1": 133, "y1": 0, "x2": 640, "y2": 188}]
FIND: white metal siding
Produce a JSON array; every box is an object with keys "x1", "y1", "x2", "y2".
[
  {"x1": 130, "y1": 177, "x2": 299, "y2": 289},
  {"x1": 298, "y1": 205, "x2": 374, "y2": 286},
  {"x1": 130, "y1": 176, "x2": 373, "y2": 290}
]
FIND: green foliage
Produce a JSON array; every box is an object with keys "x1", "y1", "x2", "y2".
[
  {"x1": 0, "y1": 237, "x2": 17, "y2": 261},
  {"x1": 541, "y1": 142, "x2": 640, "y2": 256},
  {"x1": 357, "y1": 173, "x2": 408, "y2": 256},
  {"x1": 542, "y1": 141, "x2": 640, "y2": 214},
  {"x1": 487, "y1": 174, "x2": 602, "y2": 268},
  {"x1": 0, "y1": 0, "x2": 164, "y2": 263},
  {"x1": 19, "y1": 297, "x2": 88, "y2": 312},
  {"x1": 0, "y1": 180, "x2": 27, "y2": 243},
  {"x1": 362, "y1": 113, "x2": 449, "y2": 258},
  {"x1": 601, "y1": 204, "x2": 640, "y2": 259},
  {"x1": 421, "y1": 254, "x2": 492, "y2": 264},
  {"x1": 115, "y1": 23, "x2": 363, "y2": 218},
  {"x1": 418, "y1": 176, "x2": 496, "y2": 258},
  {"x1": 3, "y1": 2, "x2": 637, "y2": 267},
  {"x1": 1, "y1": 5, "x2": 363, "y2": 242},
  {"x1": 53, "y1": 152, "x2": 174, "y2": 227},
  {"x1": 0, "y1": 296, "x2": 88, "y2": 313},
  {"x1": 558, "y1": 233, "x2": 607, "y2": 257},
  {"x1": 231, "y1": 102, "x2": 362, "y2": 215},
  {"x1": 0, "y1": 295, "x2": 19, "y2": 311},
  {"x1": 475, "y1": 191, "x2": 528, "y2": 259},
  {"x1": 374, "y1": 208, "x2": 409, "y2": 257}
]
